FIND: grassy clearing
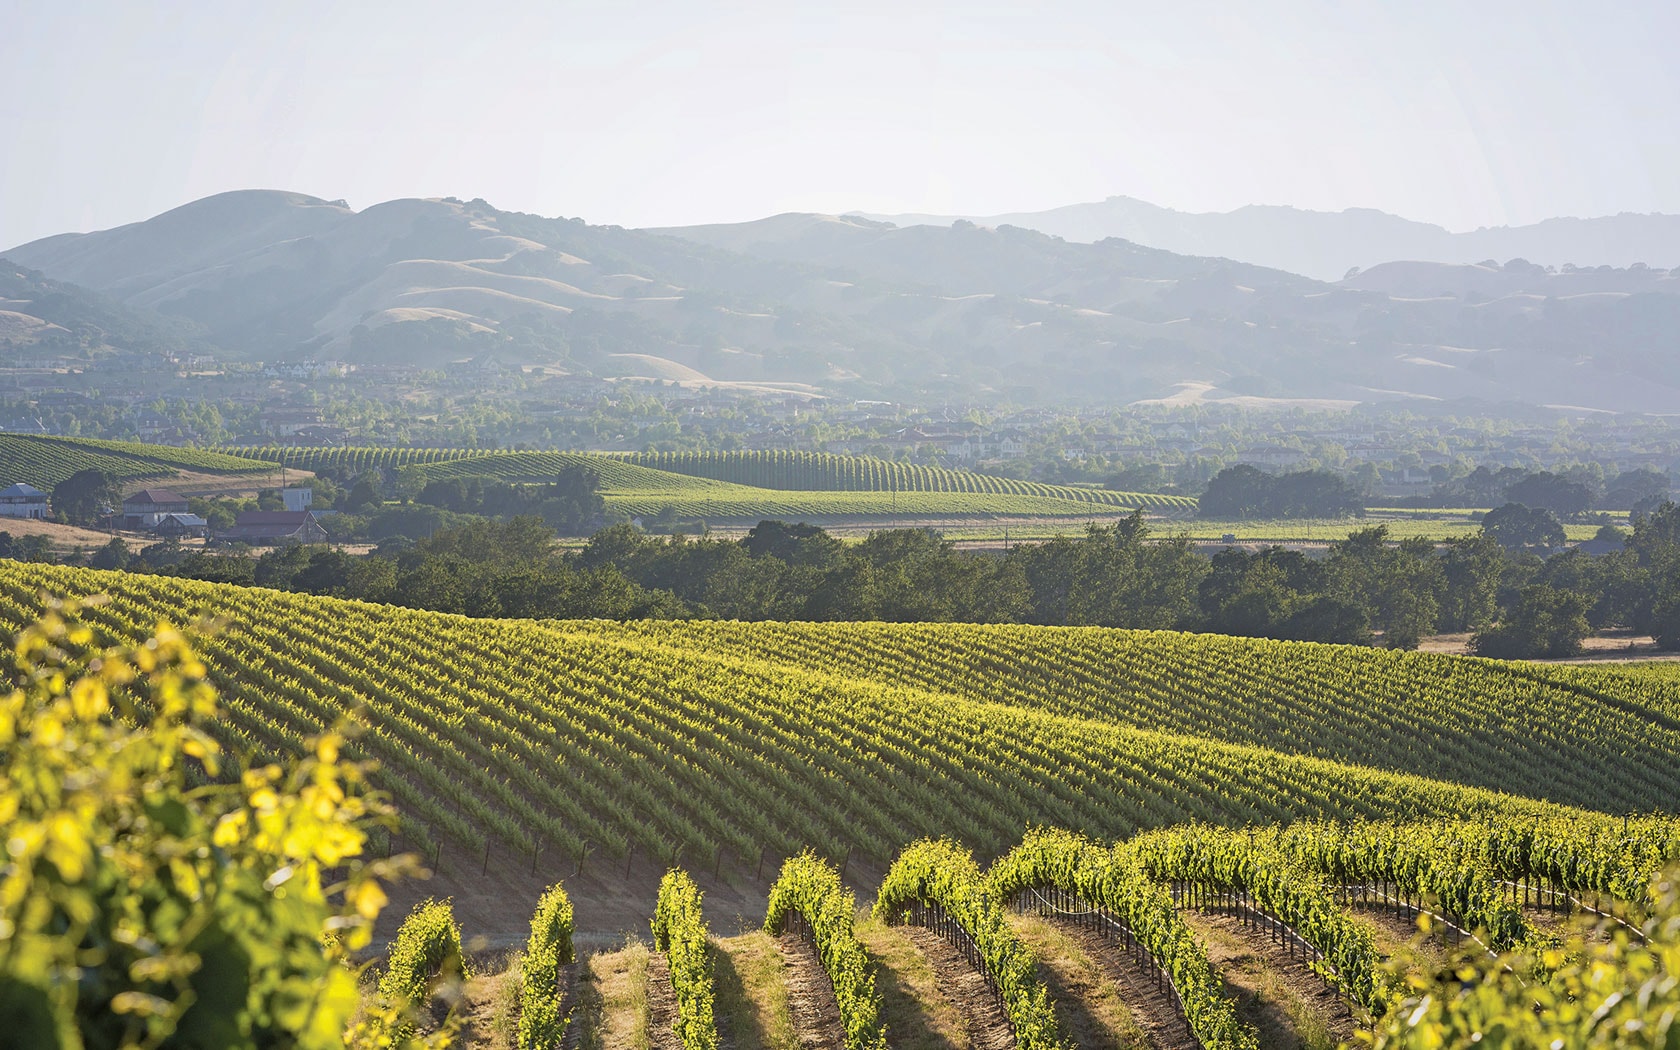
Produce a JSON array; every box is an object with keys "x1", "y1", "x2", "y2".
[
  {"x1": 712, "y1": 932, "x2": 799, "y2": 1050},
  {"x1": 577, "y1": 940, "x2": 652, "y2": 1050},
  {"x1": 457, "y1": 949, "x2": 524, "y2": 1050}
]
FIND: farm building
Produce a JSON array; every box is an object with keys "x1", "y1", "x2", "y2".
[
  {"x1": 122, "y1": 489, "x2": 190, "y2": 529},
  {"x1": 0, "y1": 483, "x2": 49, "y2": 519},
  {"x1": 152, "y1": 513, "x2": 209, "y2": 540},
  {"x1": 217, "y1": 510, "x2": 328, "y2": 546}
]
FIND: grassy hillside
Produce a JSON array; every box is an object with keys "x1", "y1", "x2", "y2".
[
  {"x1": 0, "y1": 563, "x2": 1652, "y2": 876},
  {"x1": 8, "y1": 561, "x2": 1678, "y2": 1050},
  {"x1": 0, "y1": 433, "x2": 271, "y2": 488},
  {"x1": 596, "y1": 619, "x2": 1680, "y2": 814},
  {"x1": 619, "y1": 449, "x2": 1196, "y2": 510},
  {"x1": 231, "y1": 445, "x2": 1166, "y2": 523}
]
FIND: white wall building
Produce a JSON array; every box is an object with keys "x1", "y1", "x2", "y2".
[{"x1": 0, "y1": 483, "x2": 48, "y2": 519}]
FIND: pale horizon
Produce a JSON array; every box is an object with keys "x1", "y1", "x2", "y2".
[{"x1": 6, "y1": 0, "x2": 1680, "y2": 247}]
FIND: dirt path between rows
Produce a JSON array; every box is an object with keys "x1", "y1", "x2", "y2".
[
  {"x1": 902, "y1": 927, "x2": 1016, "y2": 1050},
  {"x1": 1047, "y1": 918, "x2": 1199, "y2": 1050},
  {"x1": 777, "y1": 934, "x2": 844, "y2": 1050},
  {"x1": 646, "y1": 952, "x2": 683, "y2": 1050},
  {"x1": 1180, "y1": 912, "x2": 1355, "y2": 1050}
]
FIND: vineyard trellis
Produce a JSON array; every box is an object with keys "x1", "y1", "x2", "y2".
[
  {"x1": 1, "y1": 563, "x2": 1677, "y2": 887},
  {"x1": 226, "y1": 444, "x2": 1190, "y2": 521},
  {"x1": 621, "y1": 449, "x2": 1196, "y2": 510}
]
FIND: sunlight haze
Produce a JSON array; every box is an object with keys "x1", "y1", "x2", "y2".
[{"x1": 5, "y1": 0, "x2": 1679, "y2": 245}]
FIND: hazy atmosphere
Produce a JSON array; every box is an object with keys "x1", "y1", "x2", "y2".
[
  {"x1": 7, "y1": 0, "x2": 1680, "y2": 246},
  {"x1": 7, "y1": 6, "x2": 1680, "y2": 1048}
]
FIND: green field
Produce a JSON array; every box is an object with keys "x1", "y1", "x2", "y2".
[
  {"x1": 1175, "y1": 515, "x2": 1600, "y2": 542},
  {"x1": 231, "y1": 444, "x2": 1176, "y2": 524},
  {"x1": 8, "y1": 561, "x2": 1678, "y2": 1049},
  {"x1": 0, "y1": 433, "x2": 272, "y2": 488},
  {"x1": 4, "y1": 561, "x2": 1675, "y2": 863},
  {"x1": 620, "y1": 449, "x2": 1197, "y2": 509}
]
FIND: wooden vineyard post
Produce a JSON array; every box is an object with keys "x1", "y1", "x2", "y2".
[
  {"x1": 482, "y1": 841, "x2": 491, "y2": 876},
  {"x1": 624, "y1": 843, "x2": 635, "y2": 879}
]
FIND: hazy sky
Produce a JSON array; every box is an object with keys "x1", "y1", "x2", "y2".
[{"x1": 5, "y1": 0, "x2": 1679, "y2": 247}]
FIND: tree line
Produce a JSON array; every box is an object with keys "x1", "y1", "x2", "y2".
[{"x1": 45, "y1": 502, "x2": 1680, "y2": 660}]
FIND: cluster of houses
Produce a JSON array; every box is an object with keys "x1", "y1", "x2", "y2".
[
  {"x1": 0, "y1": 483, "x2": 328, "y2": 546},
  {"x1": 118, "y1": 488, "x2": 328, "y2": 544}
]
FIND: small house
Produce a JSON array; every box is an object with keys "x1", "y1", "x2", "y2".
[
  {"x1": 122, "y1": 489, "x2": 190, "y2": 529},
  {"x1": 217, "y1": 510, "x2": 329, "y2": 546},
  {"x1": 0, "y1": 483, "x2": 49, "y2": 519}
]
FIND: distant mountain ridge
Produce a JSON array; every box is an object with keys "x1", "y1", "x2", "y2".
[
  {"x1": 856, "y1": 196, "x2": 1680, "y2": 282},
  {"x1": 5, "y1": 191, "x2": 1679, "y2": 412},
  {"x1": 0, "y1": 258, "x2": 213, "y2": 360}
]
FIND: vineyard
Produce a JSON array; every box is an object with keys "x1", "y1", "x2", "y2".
[
  {"x1": 0, "y1": 433, "x2": 273, "y2": 488},
  {"x1": 620, "y1": 449, "x2": 1197, "y2": 510},
  {"x1": 5, "y1": 563, "x2": 1680, "y2": 1048},
  {"x1": 373, "y1": 822, "x2": 1679, "y2": 1050},
  {"x1": 228, "y1": 444, "x2": 1185, "y2": 523},
  {"x1": 2, "y1": 562, "x2": 1677, "y2": 870},
  {"x1": 593, "y1": 618, "x2": 1680, "y2": 814}
]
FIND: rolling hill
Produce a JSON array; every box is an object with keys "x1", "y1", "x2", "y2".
[
  {"x1": 9, "y1": 561, "x2": 1679, "y2": 1049},
  {"x1": 2, "y1": 561, "x2": 1671, "y2": 869},
  {"x1": 861, "y1": 195, "x2": 1680, "y2": 282},
  {"x1": 231, "y1": 443, "x2": 1190, "y2": 522},
  {"x1": 8, "y1": 191, "x2": 1680, "y2": 409},
  {"x1": 0, "y1": 258, "x2": 214, "y2": 360},
  {"x1": 0, "y1": 433, "x2": 272, "y2": 488}
]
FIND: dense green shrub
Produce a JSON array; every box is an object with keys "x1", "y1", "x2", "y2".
[
  {"x1": 517, "y1": 883, "x2": 576, "y2": 1050},
  {"x1": 1370, "y1": 868, "x2": 1680, "y2": 1048},
  {"x1": 377, "y1": 899, "x2": 469, "y2": 1039},
  {"x1": 874, "y1": 839, "x2": 1068, "y2": 1050},
  {"x1": 0, "y1": 599, "x2": 429, "y2": 1049},
  {"x1": 651, "y1": 870, "x2": 717, "y2": 1050},
  {"x1": 764, "y1": 853, "x2": 885, "y2": 1050}
]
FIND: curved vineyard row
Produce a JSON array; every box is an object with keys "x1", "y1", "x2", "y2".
[
  {"x1": 228, "y1": 445, "x2": 1183, "y2": 520},
  {"x1": 987, "y1": 828, "x2": 1257, "y2": 1050},
  {"x1": 764, "y1": 853, "x2": 887, "y2": 1050},
  {"x1": 0, "y1": 435, "x2": 167, "y2": 486},
  {"x1": 0, "y1": 563, "x2": 1588, "y2": 874},
  {"x1": 520, "y1": 883, "x2": 577, "y2": 1050},
  {"x1": 653, "y1": 869, "x2": 718, "y2": 1050},
  {"x1": 0, "y1": 435, "x2": 274, "y2": 489},
  {"x1": 593, "y1": 619, "x2": 1680, "y2": 816},
  {"x1": 225, "y1": 445, "x2": 492, "y2": 472},
  {"x1": 976, "y1": 823, "x2": 1678, "y2": 1046},
  {"x1": 622, "y1": 449, "x2": 1196, "y2": 509},
  {"x1": 22, "y1": 434, "x2": 272, "y2": 473},
  {"x1": 1127, "y1": 826, "x2": 1391, "y2": 1011},
  {"x1": 875, "y1": 839, "x2": 1067, "y2": 1050},
  {"x1": 229, "y1": 446, "x2": 723, "y2": 493}
]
